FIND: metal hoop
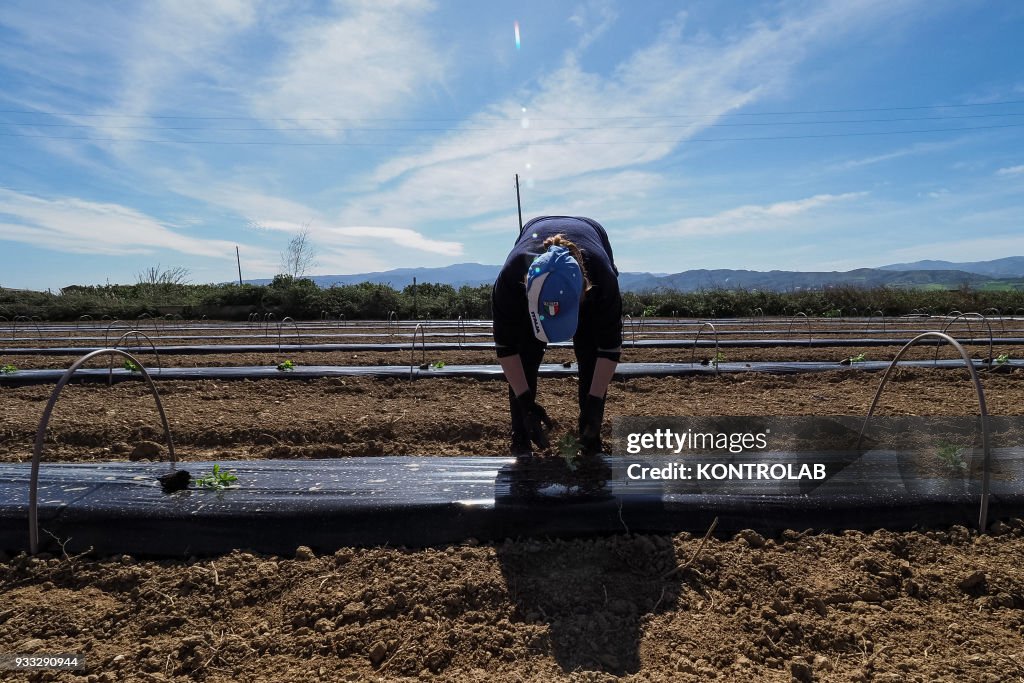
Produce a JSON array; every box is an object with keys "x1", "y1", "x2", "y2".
[
  {"x1": 857, "y1": 332, "x2": 992, "y2": 532},
  {"x1": 29, "y1": 349, "x2": 177, "y2": 554}
]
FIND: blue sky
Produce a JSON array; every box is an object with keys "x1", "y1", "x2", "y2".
[{"x1": 1, "y1": 0, "x2": 1022, "y2": 290}]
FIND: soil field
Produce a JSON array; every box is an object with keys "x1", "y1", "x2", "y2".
[
  {"x1": 2, "y1": 368, "x2": 1024, "y2": 463},
  {"x1": 2, "y1": 343, "x2": 1022, "y2": 370},
  {"x1": 2, "y1": 354, "x2": 1024, "y2": 680},
  {"x1": 2, "y1": 525, "x2": 1024, "y2": 682}
]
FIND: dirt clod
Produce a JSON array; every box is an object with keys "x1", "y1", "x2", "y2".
[
  {"x1": 129, "y1": 440, "x2": 163, "y2": 461},
  {"x1": 736, "y1": 529, "x2": 766, "y2": 548},
  {"x1": 790, "y1": 659, "x2": 813, "y2": 682},
  {"x1": 958, "y1": 570, "x2": 987, "y2": 592},
  {"x1": 368, "y1": 640, "x2": 387, "y2": 666},
  {"x1": 676, "y1": 658, "x2": 698, "y2": 674}
]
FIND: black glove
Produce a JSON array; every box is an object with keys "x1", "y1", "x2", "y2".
[
  {"x1": 579, "y1": 394, "x2": 606, "y2": 455},
  {"x1": 514, "y1": 389, "x2": 553, "y2": 450}
]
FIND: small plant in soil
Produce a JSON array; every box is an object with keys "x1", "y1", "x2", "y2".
[
  {"x1": 841, "y1": 352, "x2": 867, "y2": 365},
  {"x1": 194, "y1": 464, "x2": 238, "y2": 490},
  {"x1": 277, "y1": 360, "x2": 295, "y2": 372},
  {"x1": 430, "y1": 360, "x2": 446, "y2": 369},
  {"x1": 935, "y1": 441, "x2": 968, "y2": 474},
  {"x1": 122, "y1": 359, "x2": 140, "y2": 373},
  {"x1": 702, "y1": 352, "x2": 726, "y2": 367},
  {"x1": 994, "y1": 353, "x2": 1010, "y2": 365},
  {"x1": 557, "y1": 433, "x2": 581, "y2": 471},
  {"x1": 0, "y1": 363, "x2": 16, "y2": 374}
]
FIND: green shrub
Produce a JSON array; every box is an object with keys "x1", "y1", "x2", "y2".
[{"x1": 2, "y1": 282, "x2": 1022, "y2": 322}]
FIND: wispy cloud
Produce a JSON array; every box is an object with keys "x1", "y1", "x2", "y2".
[
  {"x1": 3, "y1": 0, "x2": 462, "y2": 273},
  {"x1": 568, "y1": 0, "x2": 618, "y2": 52},
  {"x1": 326, "y1": 226, "x2": 462, "y2": 255},
  {"x1": 340, "y1": 0, "x2": 923, "y2": 230},
  {"x1": 52, "y1": 0, "x2": 261, "y2": 149},
  {"x1": 8, "y1": 0, "x2": 998, "y2": 287},
  {"x1": 0, "y1": 188, "x2": 243, "y2": 257},
  {"x1": 0, "y1": 3, "x2": 135, "y2": 105},
  {"x1": 165, "y1": 176, "x2": 325, "y2": 230},
  {"x1": 112, "y1": 0, "x2": 257, "y2": 113},
  {"x1": 635, "y1": 192, "x2": 867, "y2": 238},
  {"x1": 250, "y1": 0, "x2": 446, "y2": 136},
  {"x1": 829, "y1": 139, "x2": 966, "y2": 170},
  {"x1": 163, "y1": 176, "x2": 465, "y2": 259}
]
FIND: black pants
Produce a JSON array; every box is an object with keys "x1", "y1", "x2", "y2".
[{"x1": 508, "y1": 337, "x2": 598, "y2": 437}]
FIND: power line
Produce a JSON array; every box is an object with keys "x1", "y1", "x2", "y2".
[
  {"x1": 0, "y1": 99, "x2": 1021, "y2": 123},
  {"x1": 1, "y1": 122, "x2": 1021, "y2": 146},
  {"x1": 2, "y1": 111, "x2": 1023, "y2": 133}
]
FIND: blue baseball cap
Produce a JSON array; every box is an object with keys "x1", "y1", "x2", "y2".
[{"x1": 526, "y1": 245, "x2": 583, "y2": 343}]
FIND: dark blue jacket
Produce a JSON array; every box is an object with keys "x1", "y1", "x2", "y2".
[{"x1": 492, "y1": 216, "x2": 622, "y2": 360}]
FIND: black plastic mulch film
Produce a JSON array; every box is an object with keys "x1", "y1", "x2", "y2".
[
  {"x1": 3, "y1": 322, "x2": 1022, "y2": 556},
  {"x1": 3, "y1": 336, "x2": 1023, "y2": 356},
  {"x1": 4, "y1": 415, "x2": 1023, "y2": 556}
]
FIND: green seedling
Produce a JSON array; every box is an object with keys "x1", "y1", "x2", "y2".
[
  {"x1": 194, "y1": 464, "x2": 238, "y2": 490},
  {"x1": 995, "y1": 353, "x2": 1010, "y2": 365},
  {"x1": 122, "y1": 359, "x2": 140, "y2": 373},
  {"x1": 557, "y1": 433, "x2": 580, "y2": 471},
  {"x1": 0, "y1": 363, "x2": 17, "y2": 374},
  {"x1": 699, "y1": 352, "x2": 726, "y2": 367},
  {"x1": 277, "y1": 360, "x2": 295, "y2": 372},
  {"x1": 935, "y1": 441, "x2": 968, "y2": 474},
  {"x1": 430, "y1": 360, "x2": 446, "y2": 370}
]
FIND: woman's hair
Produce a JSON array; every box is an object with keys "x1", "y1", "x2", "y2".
[{"x1": 542, "y1": 234, "x2": 592, "y2": 292}]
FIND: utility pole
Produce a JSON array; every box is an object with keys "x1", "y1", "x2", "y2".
[
  {"x1": 236, "y1": 246, "x2": 243, "y2": 285},
  {"x1": 515, "y1": 173, "x2": 523, "y2": 234}
]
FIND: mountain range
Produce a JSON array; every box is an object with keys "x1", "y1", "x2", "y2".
[
  {"x1": 248, "y1": 257, "x2": 1024, "y2": 293},
  {"x1": 877, "y1": 256, "x2": 1024, "y2": 279}
]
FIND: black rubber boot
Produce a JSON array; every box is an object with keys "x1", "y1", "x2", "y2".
[
  {"x1": 510, "y1": 431, "x2": 532, "y2": 459},
  {"x1": 579, "y1": 395, "x2": 606, "y2": 455}
]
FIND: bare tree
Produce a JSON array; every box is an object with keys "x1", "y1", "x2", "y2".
[
  {"x1": 280, "y1": 223, "x2": 317, "y2": 278},
  {"x1": 137, "y1": 264, "x2": 191, "y2": 285}
]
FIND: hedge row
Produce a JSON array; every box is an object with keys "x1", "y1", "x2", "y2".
[{"x1": 2, "y1": 277, "x2": 1023, "y2": 321}]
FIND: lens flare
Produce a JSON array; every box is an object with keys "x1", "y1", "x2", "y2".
[{"x1": 514, "y1": 21, "x2": 521, "y2": 50}]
